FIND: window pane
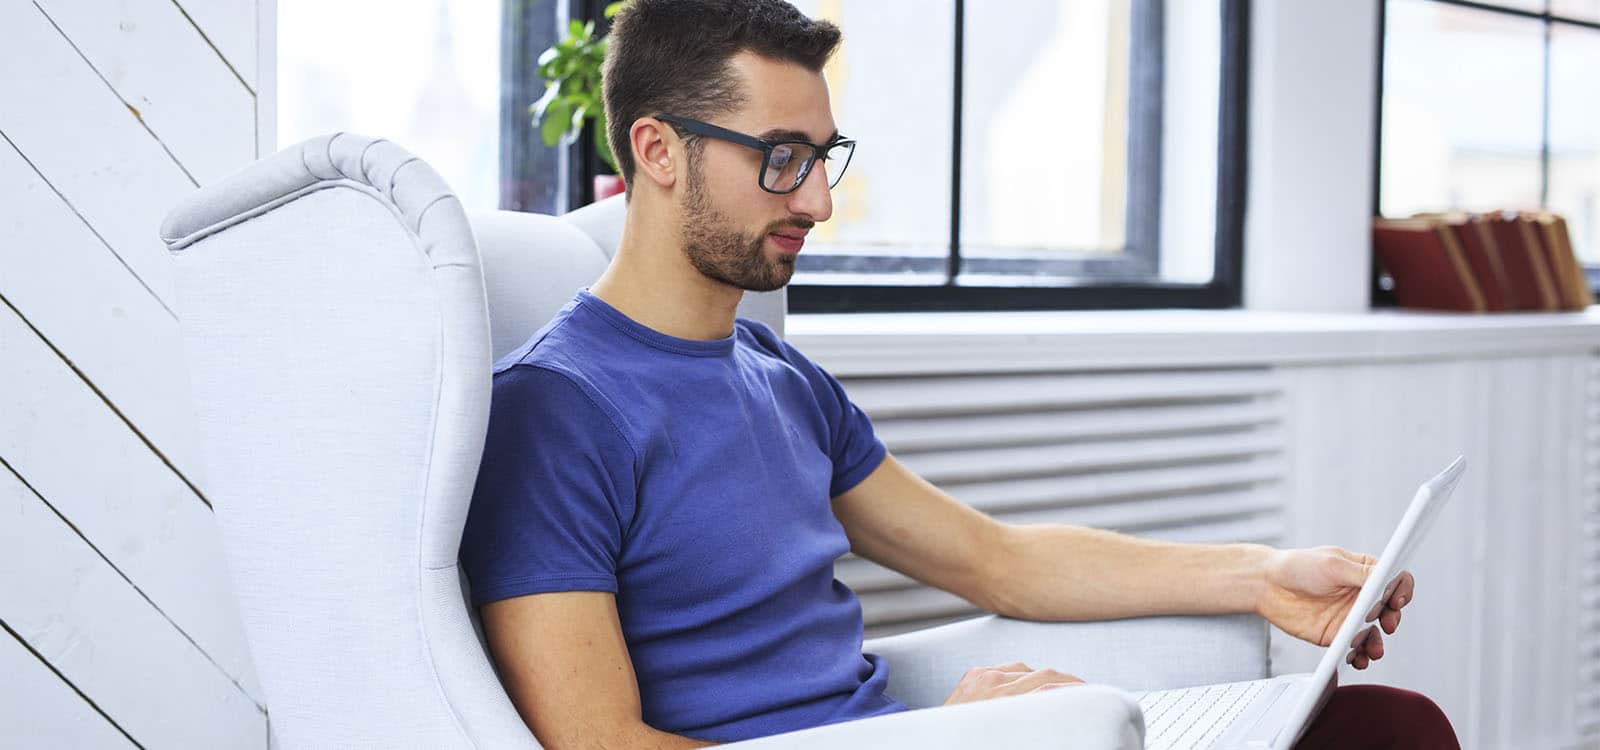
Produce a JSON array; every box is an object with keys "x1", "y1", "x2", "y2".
[
  {"x1": 1380, "y1": 0, "x2": 1544, "y2": 217},
  {"x1": 786, "y1": 0, "x2": 954, "y2": 285},
  {"x1": 1549, "y1": 24, "x2": 1600, "y2": 262},
  {"x1": 1550, "y1": 0, "x2": 1600, "y2": 21},
  {"x1": 1159, "y1": 0, "x2": 1222, "y2": 284},
  {"x1": 502, "y1": 0, "x2": 571, "y2": 215},
  {"x1": 278, "y1": 0, "x2": 502, "y2": 211},
  {"x1": 959, "y1": 0, "x2": 1131, "y2": 277}
]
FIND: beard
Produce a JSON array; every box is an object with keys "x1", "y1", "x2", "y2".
[{"x1": 679, "y1": 160, "x2": 800, "y2": 293}]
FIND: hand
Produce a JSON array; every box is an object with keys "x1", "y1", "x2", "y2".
[
  {"x1": 1254, "y1": 545, "x2": 1414, "y2": 670},
  {"x1": 942, "y1": 661, "x2": 1086, "y2": 706}
]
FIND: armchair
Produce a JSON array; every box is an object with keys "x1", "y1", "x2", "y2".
[{"x1": 160, "y1": 133, "x2": 1269, "y2": 749}]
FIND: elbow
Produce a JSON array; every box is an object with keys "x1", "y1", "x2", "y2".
[{"x1": 976, "y1": 521, "x2": 1028, "y2": 619}]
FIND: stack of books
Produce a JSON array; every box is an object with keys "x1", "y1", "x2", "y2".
[{"x1": 1372, "y1": 210, "x2": 1592, "y2": 312}]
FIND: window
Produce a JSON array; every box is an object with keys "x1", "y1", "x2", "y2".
[
  {"x1": 1377, "y1": 0, "x2": 1600, "y2": 277},
  {"x1": 507, "y1": 0, "x2": 1248, "y2": 313},
  {"x1": 784, "y1": 0, "x2": 1249, "y2": 312}
]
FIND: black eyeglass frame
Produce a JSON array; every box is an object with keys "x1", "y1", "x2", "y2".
[{"x1": 652, "y1": 113, "x2": 856, "y2": 195}]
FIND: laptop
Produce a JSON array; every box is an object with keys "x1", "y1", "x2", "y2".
[{"x1": 1132, "y1": 455, "x2": 1466, "y2": 750}]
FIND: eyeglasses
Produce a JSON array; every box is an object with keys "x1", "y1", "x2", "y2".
[{"x1": 653, "y1": 113, "x2": 856, "y2": 195}]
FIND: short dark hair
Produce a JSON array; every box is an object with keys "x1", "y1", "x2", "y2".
[{"x1": 601, "y1": 0, "x2": 842, "y2": 195}]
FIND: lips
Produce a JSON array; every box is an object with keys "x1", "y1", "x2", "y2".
[{"x1": 768, "y1": 231, "x2": 806, "y2": 253}]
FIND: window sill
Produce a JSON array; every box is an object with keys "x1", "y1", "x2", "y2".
[{"x1": 785, "y1": 306, "x2": 1600, "y2": 375}]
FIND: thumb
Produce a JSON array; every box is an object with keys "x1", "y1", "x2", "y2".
[{"x1": 1333, "y1": 552, "x2": 1375, "y2": 588}]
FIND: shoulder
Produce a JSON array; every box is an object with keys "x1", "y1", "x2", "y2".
[
  {"x1": 488, "y1": 364, "x2": 639, "y2": 461},
  {"x1": 493, "y1": 301, "x2": 596, "y2": 377}
]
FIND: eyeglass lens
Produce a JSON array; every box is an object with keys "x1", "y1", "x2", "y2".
[{"x1": 761, "y1": 141, "x2": 855, "y2": 193}]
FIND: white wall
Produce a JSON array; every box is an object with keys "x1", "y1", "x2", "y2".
[
  {"x1": 0, "y1": 0, "x2": 271, "y2": 745},
  {"x1": 1244, "y1": 0, "x2": 1381, "y2": 313}
]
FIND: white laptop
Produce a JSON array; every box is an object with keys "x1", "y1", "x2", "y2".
[{"x1": 1133, "y1": 455, "x2": 1466, "y2": 750}]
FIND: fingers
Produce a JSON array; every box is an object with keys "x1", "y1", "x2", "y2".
[
  {"x1": 1007, "y1": 668, "x2": 1085, "y2": 694},
  {"x1": 1345, "y1": 626, "x2": 1385, "y2": 669},
  {"x1": 1366, "y1": 630, "x2": 1385, "y2": 661},
  {"x1": 1380, "y1": 603, "x2": 1402, "y2": 634},
  {"x1": 1026, "y1": 680, "x2": 1086, "y2": 694},
  {"x1": 948, "y1": 663, "x2": 1077, "y2": 706},
  {"x1": 1375, "y1": 570, "x2": 1412, "y2": 633},
  {"x1": 1390, "y1": 571, "x2": 1415, "y2": 610}
]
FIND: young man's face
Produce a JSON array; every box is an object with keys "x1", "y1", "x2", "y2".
[{"x1": 677, "y1": 50, "x2": 838, "y2": 293}]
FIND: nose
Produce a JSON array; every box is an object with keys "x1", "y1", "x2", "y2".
[{"x1": 786, "y1": 159, "x2": 833, "y2": 223}]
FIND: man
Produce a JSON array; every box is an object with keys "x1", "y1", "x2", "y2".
[{"x1": 459, "y1": 1, "x2": 1460, "y2": 747}]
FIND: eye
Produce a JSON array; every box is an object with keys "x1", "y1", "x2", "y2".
[{"x1": 769, "y1": 145, "x2": 794, "y2": 168}]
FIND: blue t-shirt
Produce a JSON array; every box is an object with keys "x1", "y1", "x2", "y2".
[{"x1": 459, "y1": 288, "x2": 907, "y2": 742}]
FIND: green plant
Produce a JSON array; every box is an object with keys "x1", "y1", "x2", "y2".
[{"x1": 530, "y1": 2, "x2": 629, "y2": 173}]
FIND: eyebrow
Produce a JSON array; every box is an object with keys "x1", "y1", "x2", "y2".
[{"x1": 758, "y1": 127, "x2": 842, "y2": 144}]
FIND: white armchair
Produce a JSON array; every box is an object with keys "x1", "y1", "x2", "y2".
[{"x1": 160, "y1": 133, "x2": 1269, "y2": 749}]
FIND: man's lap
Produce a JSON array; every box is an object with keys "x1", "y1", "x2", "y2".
[{"x1": 1294, "y1": 684, "x2": 1460, "y2": 749}]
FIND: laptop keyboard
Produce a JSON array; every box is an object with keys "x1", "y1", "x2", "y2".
[{"x1": 1137, "y1": 679, "x2": 1269, "y2": 750}]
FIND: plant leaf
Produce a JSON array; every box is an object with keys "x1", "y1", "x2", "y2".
[{"x1": 540, "y1": 98, "x2": 573, "y2": 147}]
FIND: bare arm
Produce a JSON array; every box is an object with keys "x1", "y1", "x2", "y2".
[
  {"x1": 831, "y1": 452, "x2": 1270, "y2": 622},
  {"x1": 830, "y1": 453, "x2": 1010, "y2": 613},
  {"x1": 480, "y1": 591, "x2": 719, "y2": 749},
  {"x1": 832, "y1": 451, "x2": 1406, "y2": 670},
  {"x1": 990, "y1": 524, "x2": 1273, "y2": 621}
]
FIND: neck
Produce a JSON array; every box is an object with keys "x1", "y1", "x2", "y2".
[{"x1": 588, "y1": 201, "x2": 744, "y2": 341}]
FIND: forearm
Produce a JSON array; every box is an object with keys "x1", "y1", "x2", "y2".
[
  {"x1": 536, "y1": 720, "x2": 719, "y2": 749},
  {"x1": 633, "y1": 726, "x2": 720, "y2": 749},
  {"x1": 987, "y1": 522, "x2": 1274, "y2": 621}
]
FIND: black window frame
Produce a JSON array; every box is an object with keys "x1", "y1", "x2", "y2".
[
  {"x1": 510, "y1": 0, "x2": 1250, "y2": 312},
  {"x1": 501, "y1": 0, "x2": 614, "y2": 214},
  {"x1": 792, "y1": 0, "x2": 1250, "y2": 313},
  {"x1": 1372, "y1": 0, "x2": 1600, "y2": 305}
]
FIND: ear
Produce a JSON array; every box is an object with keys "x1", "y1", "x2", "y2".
[{"x1": 629, "y1": 117, "x2": 679, "y2": 192}]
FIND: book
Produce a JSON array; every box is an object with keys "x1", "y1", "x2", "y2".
[
  {"x1": 1417, "y1": 212, "x2": 1513, "y2": 311},
  {"x1": 1484, "y1": 211, "x2": 1561, "y2": 311},
  {"x1": 1529, "y1": 211, "x2": 1592, "y2": 310},
  {"x1": 1372, "y1": 217, "x2": 1487, "y2": 312}
]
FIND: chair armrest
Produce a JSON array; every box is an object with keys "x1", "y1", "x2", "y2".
[
  {"x1": 723, "y1": 684, "x2": 1143, "y2": 750},
  {"x1": 864, "y1": 613, "x2": 1270, "y2": 708}
]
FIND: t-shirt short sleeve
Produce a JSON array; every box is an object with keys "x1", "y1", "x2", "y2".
[
  {"x1": 813, "y1": 362, "x2": 889, "y2": 497},
  {"x1": 458, "y1": 365, "x2": 638, "y2": 607}
]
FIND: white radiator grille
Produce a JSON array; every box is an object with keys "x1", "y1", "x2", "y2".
[
  {"x1": 1579, "y1": 356, "x2": 1600, "y2": 736},
  {"x1": 836, "y1": 368, "x2": 1289, "y2": 638}
]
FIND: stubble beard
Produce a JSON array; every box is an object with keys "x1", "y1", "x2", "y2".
[{"x1": 679, "y1": 160, "x2": 796, "y2": 294}]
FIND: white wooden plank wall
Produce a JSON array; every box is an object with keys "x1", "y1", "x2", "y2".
[
  {"x1": 0, "y1": 0, "x2": 269, "y2": 746},
  {"x1": 836, "y1": 368, "x2": 1288, "y2": 638}
]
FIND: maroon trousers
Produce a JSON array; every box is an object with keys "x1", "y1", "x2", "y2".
[{"x1": 1294, "y1": 685, "x2": 1461, "y2": 749}]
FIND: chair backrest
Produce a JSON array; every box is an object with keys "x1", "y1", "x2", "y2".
[{"x1": 162, "y1": 133, "x2": 516, "y2": 748}]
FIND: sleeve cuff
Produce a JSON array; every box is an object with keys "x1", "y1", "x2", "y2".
[
  {"x1": 830, "y1": 439, "x2": 888, "y2": 498},
  {"x1": 468, "y1": 574, "x2": 619, "y2": 607}
]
